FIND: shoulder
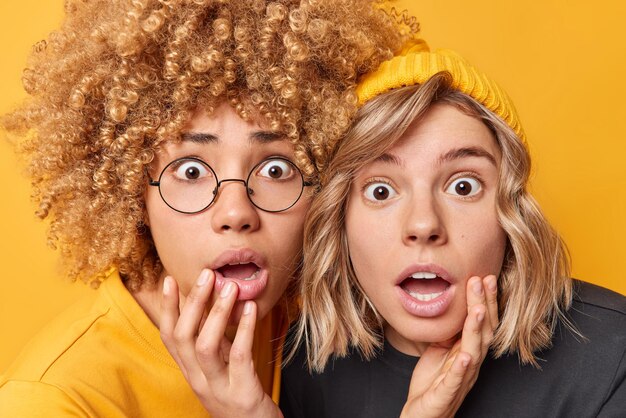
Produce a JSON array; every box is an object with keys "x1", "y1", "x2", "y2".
[
  {"x1": 552, "y1": 280, "x2": 626, "y2": 359},
  {"x1": 567, "y1": 279, "x2": 626, "y2": 347},
  {"x1": 0, "y1": 271, "x2": 212, "y2": 417},
  {"x1": 457, "y1": 281, "x2": 625, "y2": 417},
  {"x1": 0, "y1": 380, "x2": 87, "y2": 416},
  {"x1": 571, "y1": 279, "x2": 626, "y2": 315},
  {"x1": 1, "y1": 289, "x2": 107, "y2": 384},
  {"x1": 0, "y1": 270, "x2": 128, "y2": 386},
  {"x1": 0, "y1": 285, "x2": 112, "y2": 416}
]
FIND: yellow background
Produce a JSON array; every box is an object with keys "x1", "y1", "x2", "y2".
[{"x1": 1, "y1": 1, "x2": 624, "y2": 371}]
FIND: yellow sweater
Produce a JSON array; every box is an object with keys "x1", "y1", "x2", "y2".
[{"x1": 0, "y1": 270, "x2": 285, "y2": 417}]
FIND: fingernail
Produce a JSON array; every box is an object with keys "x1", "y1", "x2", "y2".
[
  {"x1": 243, "y1": 301, "x2": 253, "y2": 315},
  {"x1": 221, "y1": 281, "x2": 236, "y2": 298},
  {"x1": 473, "y1": 280, "x2": 483, "y2": 296},
  {"x1": 197, "y1": 269, "x2": 210, "y2": 287},
  {"x1": 462, "y1": 357, "x2": 470, "y2": 368},
  {"x1": 486, "y1": 276, "x2": 497, "y2": 293},
  {"x1": 163, "y1": 277, "x2": 171, "y2": 295}
]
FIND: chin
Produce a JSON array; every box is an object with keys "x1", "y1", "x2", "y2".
[
  {"x1": 398, "y1": 316, "x2": 465, "y2": 345},
  {"x1": 409, "y1": 329, "x2": 460, "y2": 345}
]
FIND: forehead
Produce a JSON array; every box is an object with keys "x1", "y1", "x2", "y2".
[
  {"x1": 390, "y1": 103, "x2": 500, "y2": 162},
  {"x1": 157, "y1": 103, "x2": 294, "y2": 160},
  {"x1": 184, "y1": 102, "x2": 270, "y2": 137}
]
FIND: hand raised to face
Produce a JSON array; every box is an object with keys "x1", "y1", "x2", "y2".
[
  {"x1": 400, "y1": 275, "x2": 498, "y2": 418},
  {"x1": 160, "y1": 270, "x2": 283, "y2": 418}
]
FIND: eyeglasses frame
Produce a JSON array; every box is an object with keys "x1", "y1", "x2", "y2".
[{"x1": 147, "y1": 156, "x2": 313, "y2": 214}]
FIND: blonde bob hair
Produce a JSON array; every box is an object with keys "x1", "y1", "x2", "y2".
[
  {"x1": 294, "y1": 73, "x2": 573, "y2": 370},
  {"x1": 1, "y1": 0, "x2": 415, "y2": 290}
]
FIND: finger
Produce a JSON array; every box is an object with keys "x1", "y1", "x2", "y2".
[
  {"x1": 479, "y1": 275, "x2": 498, "y2": 359},
  {"x1": 174, "y1": 269, "x2": 214, "y2": 340},
  {"x1": 195, "y1": 281, "x2": 240, "y2": 379},
  {"x1": 410, "y1": 352, "x2": 471, "y2": 417},
  {"x1": 172, "y1": 270, "x2": 216, "y2": 385},
  {"x1": 460, "y1": 303, "x2": 486, "y2": 373},
  {"x1": 466, "y1": 276, "x2": 493, "y2": 357},
  {"x1": 433, "y1": 352, "x2": 472, "y2": 411},
  {"x1": 466, "y1": 276, "x2": 486, "y2": 312},
  {"x1": 406, "y1": 344, "x2": 449, "y2": 396},
  {"x1": 229, "y1": 301, "x2": 259, "y2": 389},
  {"x1": 482, "y1": 274, "x2": 499, "y2": 331},
  {"x1": 160, "y1": 276, "x2": 186, "y2": 373}
]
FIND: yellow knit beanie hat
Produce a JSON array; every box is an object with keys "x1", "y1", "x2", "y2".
[{"x1": 356, "y1": 39, "x2": 525, "y2": 141}]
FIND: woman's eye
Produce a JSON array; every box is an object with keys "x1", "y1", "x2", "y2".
[
  {"x1": 173, "y1": 160, "x2": 210, "y2": 180},
  {"x1": 446, "y1": 177, "x2": 482, "y2": 197},
  {"x1": 364, "y1": 182, "x2": 397, "y2": 202},
  {"x1": 256, "y1": 159, "x2": 294, "y2": 180}
]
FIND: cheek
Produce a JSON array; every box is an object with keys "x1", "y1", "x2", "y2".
[
  {"x1": 266, "y1": 203, "x2": 308, "y2": 263},
  {"x1": 459, "y1": 213, "x2": 507, "y2": 275},
  {"x1": 345, "y1": 204, "x2": 391, "y2": 287},
  {"x1": 145, "y1": 191, "x2": 170, "y2": 244},
  {"x1": 145, "y1": 189, "x2": 205, "y2": 284},
  {"x1": 479, "y1": 215, "x2": 507, "y2": 271},
  {"x1": 146, "y1": 191, "x2": 181, "y2": 242},
  {"x1": 144, "y1": 184, "x2": 176, "y2": 228}
]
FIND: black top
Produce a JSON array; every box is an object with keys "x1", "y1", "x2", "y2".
[{"x1": 280, "y1": 280, "x2": 626, "y2": 418}]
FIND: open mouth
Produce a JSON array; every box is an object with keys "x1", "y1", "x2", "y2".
[
  {"x1": 400, "y1": 272, "x2": 451, "y2": 302},
  {"x1": 210, "y1": 249, "x2": 269, "y2": 301},
  {"x1": 216, "y1": 262, "x2": 260, "y2": 281}
]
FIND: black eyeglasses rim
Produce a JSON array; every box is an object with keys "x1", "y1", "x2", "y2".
[{"x1": 147, "y1": 156, "x2": 313, "y2": 214}]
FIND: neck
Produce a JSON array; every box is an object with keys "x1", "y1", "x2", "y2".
[
  {"x1": 384, "y1": 324, "x2": 430, "y2": 357},
  {"x1": 129, "y1": 277, "x2": 164, "y2": 328}
]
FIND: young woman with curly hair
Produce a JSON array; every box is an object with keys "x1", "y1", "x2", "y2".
[
  {"x1": 281, "y1": 44, "x2": 626, "y2": 417},
  {"x1": 0, "y1": 0, "x2": 416, "y2": 416}
]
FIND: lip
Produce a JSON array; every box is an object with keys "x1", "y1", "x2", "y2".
[
  {"x1": 210, "y1": 248, "x2": 269, "y2": 301},
  {"x1": 395, "y1": 263, "x2": 455, "y2": 285},
  {"x1": 395, "y1": 263, "x2": 456, "y2": 318}
]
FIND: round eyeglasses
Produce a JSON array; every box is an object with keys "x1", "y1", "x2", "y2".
[{"x1": 147, "y1": 156, "x2": 312, "y2": 214}]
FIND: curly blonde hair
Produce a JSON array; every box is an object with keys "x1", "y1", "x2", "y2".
[
  {"x1": 294, "y1": 73, "x2": 573, "y2": 371},
  {"x1": 1, "y1": 0, "x2": 416, "y2": 289}
]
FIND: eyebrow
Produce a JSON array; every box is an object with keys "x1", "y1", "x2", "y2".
[
  {"x1": 180, "y1": 131, "x2": 285, "y2": 144},
  {"x1": 251, "y1": 131, "x2": 285, "y2": 143},
  {"x1": 181, "y1": 132, "x2": 217, "y2": 143},
  {"x1": 438, "y1": 146, "x2": 497, "y2": 167},
  {"x1": 372, "y1": 153, "x2": 404, "y2": 167},
  {"x1": 371, "y1": 146, "x2": 497, "y2": 168}
]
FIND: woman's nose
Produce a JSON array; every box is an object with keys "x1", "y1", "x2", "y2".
[
  {"x1": 209, "y1": 180, "x2": 260, "y2": 233},
  {"x1": 402, "y1": 195, "x2": 447, "y2": 246}
]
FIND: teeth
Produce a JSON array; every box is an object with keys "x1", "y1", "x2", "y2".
[
  {"x1": 408, "y1": 291, "x2": 444, "y2": 301},
  {"x1": 410, "y1": 272, "x2": 437, "y2": 279},
  {"x1": 242, "y1": 270, "x2": 259, "y2": 281}
]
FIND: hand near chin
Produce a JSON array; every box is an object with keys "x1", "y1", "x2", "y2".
[
  {"x1": 159, "y1": 269, "x2": 282, "y2": 418},
  {"x1": 400, "y1": 275, "x2": 498, "y2": 418}
]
